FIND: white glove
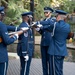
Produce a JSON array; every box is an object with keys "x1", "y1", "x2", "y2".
[
  {"x1": 37, "y1": 24, "x2": 43, "y2": 28},
  {"x1": 24, "y1": 55, "x2": 29, "y2": 61},
  {"x1": 35, "y1": 28, "x2": 40, "y2": 31},
  {"x1": 14, "y1": 34, "x2": 19, "y2": 39},
  {"x1": 21, "y1": 27, "x2": 29, "y2": 32},
  {"x1": 31, "y1": 22, "x2": 37, "y2": 27}
]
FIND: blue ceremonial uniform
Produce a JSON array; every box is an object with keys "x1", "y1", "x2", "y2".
[
  {"x1": 17, "y1": 22, "x2": 29, "y2": 75},
  {"x1": 39, "y1": 18, "x2": 52, "y2": 46},
  {"x1": 39, "y1": 17, "x2": 55, "y2": 75},
  {"x1": 17, "y1": 11, "x2": 34, "y2": 75},
  {"x1": 7, "y1": 25, "x2": 19, "y2": 31},
  {"x1": 37, "y1": 7, "x2": 55, "y2": 75},
  {"x1": 27, "y1": 12, "x2": 34, "y2": 75},
  {"x1": 17, "y1": 22, "x2": 34, "y2": 75},
  {"x1": 40, "y1": 20, "x2": 70, "y2": 56},
  {"x1": 17, "y1": 22, "x2": 28, "y2": 56},
  {"x1": 39, "y1": 10, "x2": 71, "y2": 75},
  {"x1": 26, "y1": 28, "x2": 34, "y2": 75},
  {"x1": 0, "y1": 18, "x2": 18, "y2": 75}
]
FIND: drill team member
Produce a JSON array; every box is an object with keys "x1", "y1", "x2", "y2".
[
  {"x1": 0, "y1": 6, "x2": 19, "y2": 75},
  {"x1": 17, "y1": 12, "x2": 34, "y2": 75},
  {"x1": 36, "y1": 7, "x2": 55, "y2": 75},
  {"x1": 26, "y1": 13, "x2": 34, "y2": 75},
  {"x1": 37, "y1": 10, "x2": 71, "y2": 75}
]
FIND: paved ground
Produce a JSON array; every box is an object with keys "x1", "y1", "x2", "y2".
[{"x1": 7, "y1": 58, "x2": 75, "y2": 75}]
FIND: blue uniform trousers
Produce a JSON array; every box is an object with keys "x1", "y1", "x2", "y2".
[
  {"x1": 0, "y1": 62, "x2": 8, "y2": 75},
  {"x1": 49, "y1": 55, "x2": 64, "y2": 75},
  {"x1": 20, "y1": 56, "x2": 32, "y2": 75},
  {"x1": 41, "y1": 46, "x2": 50, "y2": 75}
]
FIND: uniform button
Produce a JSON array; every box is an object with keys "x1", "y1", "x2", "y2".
[{"x1": 31, "y1": 36, "x2": 33, "y2": 38}]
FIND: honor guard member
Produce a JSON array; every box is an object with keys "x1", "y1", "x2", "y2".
[
  {"x1": 37, "y1": 10, "x2": 71, "y2": 75},
  {"x1": 0, "y1": 6, "x2": 20, "y2": 75},
  {"x1": 36, "y1": 7, "x2": 54, "y2": 75},
  {"x1": 17, "y1": 12, "x2": 34, "y2": 75},
  {"x1": 27, "y1": 12, "x2": 34, "y2": 75}
]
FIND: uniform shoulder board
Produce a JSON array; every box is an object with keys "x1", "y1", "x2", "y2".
[
  {"x1": 51, "y1": 17, "x2": 56, "y2": 21},
  {"x1": 51, "y1": 22, "x2": 57, "y2": 37}
]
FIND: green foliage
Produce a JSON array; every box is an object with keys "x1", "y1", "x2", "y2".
[
  {"x1": 55, "y1": 0, "x2": 75, "y2": 13},
  {"x1": 1, "y1": 0, "x2": 75, "y2": 23},
  {"x1": 3, "y1": 0, "x2": 29, "y2": 25},
  {"x1": 34, "y1": 0, "x2": 52, "y2": 21}
]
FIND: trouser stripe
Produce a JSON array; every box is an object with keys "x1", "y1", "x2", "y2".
[
  {"x1": 4, "y1": 62, "x2": 6, "y2": 75},
  {"x1": 53, "y1": 56, "x2": 55, "y2": 75},
  {"x1": 24, "y1": 61, "x2": 27, "y2": 75}
]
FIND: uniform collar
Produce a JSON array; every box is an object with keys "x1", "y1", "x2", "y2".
[
  {"x1": 46, "y1": 16, "x2": 51, "y2": 20},
  {"x1": 58, "y1": 20, "x2": 64, "y2": 23},
  {"x1": 22, "y1": 21, "x2": 29, "y2": 26}
]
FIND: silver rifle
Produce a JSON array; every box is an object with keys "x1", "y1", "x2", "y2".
[{"x1": 8, "y1": 27, "x2": 29, "y2": 36}]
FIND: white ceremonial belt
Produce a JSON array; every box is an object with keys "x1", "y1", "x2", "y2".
[
  {"x1": 28, "y1": 41, "x2": 34, "y2": 43},
  {"x1": 22, "y1": 51, "x2": 27, "y2": 53}
]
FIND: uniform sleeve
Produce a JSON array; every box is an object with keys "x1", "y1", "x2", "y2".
[
  {"x1": 7, "y1": 25, "x2": 20, "y2": 31},
  {"x1": 39, "y1": 19, "x2": 51, "y2": 25},
  {"x1": 37, "y1": 18, "x2": 56, "y2": 34},
  {"x1": 39, "y1": 20, "x2": 56, "y2": 32},
  {"x1": 0, "y1": 23, "x2": 17, "y2": 45}
]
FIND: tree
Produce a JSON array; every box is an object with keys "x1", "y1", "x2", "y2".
[
  {"x1": 2, "y1": 0, "x2": 29, "y2": 25},
  {"x1": 51, "y1": 0, "x2": 75, "y2": 13},
  {"x1": 34, "y1": 0, "x2": 53, "y2": 21},
  {"x1": 1, "y1": 0, "x2": 75, "y2": 23}
]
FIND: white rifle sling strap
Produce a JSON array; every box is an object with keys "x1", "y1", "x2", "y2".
[
  {"x1": 15, "y1": 27, "x2": 17, "y2": 32},
  {"x1": 51, "y1": 22, "x2": 56, "y2": 37}
]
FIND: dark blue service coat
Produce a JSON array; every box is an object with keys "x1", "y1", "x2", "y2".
[
  {"x1": 40, "y1": 20, "x2": 70, "y2": 56},
  {"x1": 0, "y1": 22, "x2": 18, "y2": 62}
]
